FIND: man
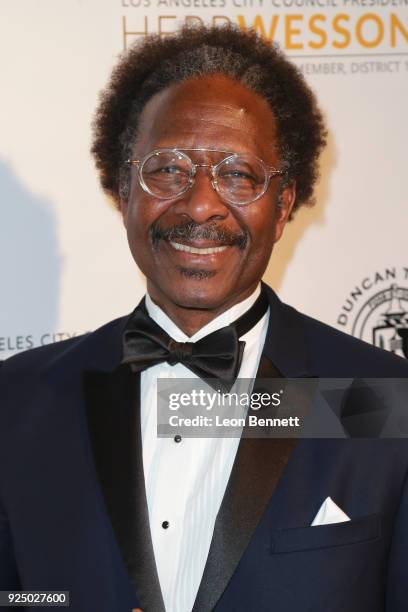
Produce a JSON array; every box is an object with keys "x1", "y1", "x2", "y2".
[{"x1": 1, "y1": 24, "x2": 408, "y2": 612}]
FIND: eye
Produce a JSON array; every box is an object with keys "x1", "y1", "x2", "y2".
[
  {"x1": 218, "y1": 168, "x2": 259, "y2": 187},
  {"x1": 143, "y1": 154, "x2": 191, "y2": 178},
  {"x1": 158, "y1": 165, "x2": 186, "y2": 175},
  {"x1": 220, "y1": 169, "x2": 257, "y2": 181},
  {"x1": 216, "y1": 156, "x2": 264, "y2": 186}
]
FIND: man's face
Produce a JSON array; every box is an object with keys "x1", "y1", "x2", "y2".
[{"x1": 121, "y1": 75, "x2": 295, "y2": 316}]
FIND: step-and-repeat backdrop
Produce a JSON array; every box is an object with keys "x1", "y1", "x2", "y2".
[{"x1": 1, "y1": 2, "x2": 407, "y2": 360}]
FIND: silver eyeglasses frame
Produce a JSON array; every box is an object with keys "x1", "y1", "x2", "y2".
[{"x1": 125, "y1": 147, "x2": 285, "y2": 206}]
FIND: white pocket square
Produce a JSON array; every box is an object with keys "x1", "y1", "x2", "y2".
[{"x1": 311, "y1": 496, "x2": 350, "y2": 526}]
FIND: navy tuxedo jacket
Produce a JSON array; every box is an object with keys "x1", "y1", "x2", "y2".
[{"x1": 1, "y1": 284, "x2": 408, "y2": 612}]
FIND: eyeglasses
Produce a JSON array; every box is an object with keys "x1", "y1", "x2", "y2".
[{"x1": 126, "y1": 148, "x2": 285, "y2": 206}]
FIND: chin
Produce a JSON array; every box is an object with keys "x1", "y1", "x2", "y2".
[{"x1": 170, "y1": 279, "x2": 230, "y2": 311}]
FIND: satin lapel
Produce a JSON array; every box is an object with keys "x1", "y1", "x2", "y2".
[
  {"x1": 260, "y1": 282, "x2": 312, "y2": 378},
  {"x1": 83, "y1": 366, "x2": 165, "y2": 612},
  {"x1": 192, "y1": 355, "x2": 298, "y2": 612}
]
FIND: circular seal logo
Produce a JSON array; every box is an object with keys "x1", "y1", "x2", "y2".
[{"x1": 337, "y1": 268, "x2": 408, "y2": 359}]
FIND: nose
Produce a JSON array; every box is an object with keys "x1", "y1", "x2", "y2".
[{"x1": 172, "y1": 168, "x2": 229, "y2": 223}]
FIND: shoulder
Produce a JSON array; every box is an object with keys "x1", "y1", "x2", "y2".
[
  {"x1": 262, "y1": 283, "x2": 408, "y2": 377},
  {"x1": 0, "y1": 314, "x2": 130, "y2": 384},
  {"x1": 296, "y1": 306, "x2": 408, "y2": 377}
]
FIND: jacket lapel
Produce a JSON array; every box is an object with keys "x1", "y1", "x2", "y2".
[
  {"x1": 192, "y1": 355, "x2": 297, "y2": 611},
  {"x1": 193, "y1": 285, "x2": 314, "y2": 611},
  {"x1": 83, "y1": 365, "x2": 165, "y2": 612},
  {"x1": 260, "y1": 282, "x2": 313, "y2": 378},
  {"x1": 46, "y1": 313, "x2": 165, "y2": 610}
]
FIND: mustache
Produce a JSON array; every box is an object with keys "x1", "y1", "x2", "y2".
[{"x1": 150, "y1": 220, "x2": 248, "y2": 250}]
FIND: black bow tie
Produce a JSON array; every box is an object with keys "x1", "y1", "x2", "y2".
[{"x1": 122, "y1": 290, "x2": 269, "y2": 392}]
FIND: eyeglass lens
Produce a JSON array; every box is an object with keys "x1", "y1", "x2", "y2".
[{"x1": 140, "y1": 151, "x2": 268, "y2": 204}]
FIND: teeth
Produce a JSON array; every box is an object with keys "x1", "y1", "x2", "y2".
[{"x1": 170, "y1": 241, "x2": 228, "y2": 255}]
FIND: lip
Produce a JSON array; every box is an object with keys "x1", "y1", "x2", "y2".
[
  {"x1": 161, "y1": 239, "x2": 234, "y2": 264},
  {"x1": 168, "y1": 237, "x2": 230, "y2": 247},
  {"x1": 170, "y1": 241, "x2": 228, "y2": 255}
]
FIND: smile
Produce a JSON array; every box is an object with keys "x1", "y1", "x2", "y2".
[{"x1": 169, "y1": 241, "x2": 228, "y2": 255}]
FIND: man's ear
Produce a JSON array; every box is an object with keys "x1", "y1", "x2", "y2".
[{"x1": 273, "y1": 181, "x2": 296, "y2": 244}]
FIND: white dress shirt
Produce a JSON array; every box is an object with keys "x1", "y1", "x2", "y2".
[{"x1": 140, "y1": 285, "x2": 269, "y2": 612}]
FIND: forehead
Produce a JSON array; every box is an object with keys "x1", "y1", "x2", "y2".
[{"x1": 134, "y1": 75, "x2": 278, "y2": 162}]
